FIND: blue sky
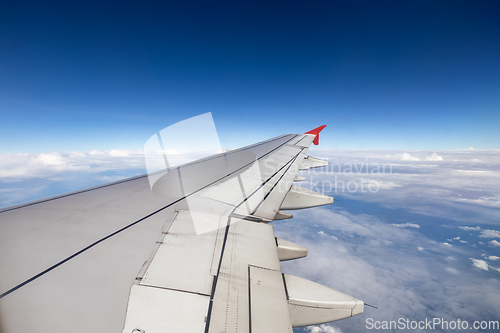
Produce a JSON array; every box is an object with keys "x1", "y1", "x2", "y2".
[{"x1": 1, "y1": 0, "x2": 499, "y2": 153}]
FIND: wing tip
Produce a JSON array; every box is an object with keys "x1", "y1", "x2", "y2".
[{"x1": 305, "y1": 125, "x2": 327, "y2": 145}]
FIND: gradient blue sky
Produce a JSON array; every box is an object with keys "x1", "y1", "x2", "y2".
[{"x1": 1, "y1": 0, "x2": 499, "y2": 153}]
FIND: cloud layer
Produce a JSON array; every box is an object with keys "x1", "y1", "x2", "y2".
[
  {"x1": 1, "y1": 148, "x2": 499, "y2": 333},
  {"x1": 277, "y1": 149, "x2": 500, "y2": 332},
  {"x1": 302, "y1": 149, "x2": 500, "y2": 224},
  {"x1": 276, "y1": 206, "x2": 500, "y2": 333},
  {"x1": 0, "y1": 150, "x2": 146, "y2": 207}
]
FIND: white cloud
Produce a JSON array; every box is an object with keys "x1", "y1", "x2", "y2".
[
  {"x1": 400, "y1": 153, "x2": 420, "y2": 161},
  {"x1": 442, "y1": 242, "x2": 452, "y2": 246},
  {"x1": 454, "y1": 196, "x2": 500, "y2": 208},
  {"x1": 425, "y1": 153, "x2": 444, "y2": 161},
  {"x1": 417, "y1": 247, "x2": 424, "y2": 251},
  {"x1": 458, "y1": 226, "x2": 481, "y2": 231},
  {"x1": 453, "y1": 236, "x2": 460, "y2": 240},
  {"x1": 0, "y1": 150, "x2": 150, "y2": 207},
  {"x1": 459, "y1": 240, "x2": 468, "y2": 243},
  {"x1": 318, "y1": 230, "x2": 340, "y2": 241},
  {"x1": 368, "y1": 180, "x2": 403, "y2": 190},
  {"x1": 488, "y1": 256, "x2": 500, "y2": 261},
  {"x1": 489, "y1": 240, "x2": 500, "y2": 247},
  {"x1": 392, "y1": 223, "x2": 420, "y2": 229},
  {"x1": 109, "y1": 149, "x2": 135, "y2": 157},
  {"x1": 37, "y1": 153, "x2": 66, "y2": 166},
  {"x1": 479, "y1": 229, "x2": 500, "y2": 238},
  {"x1": 0, "y1": 150, "x2": 146, "y2": 179},
  {"x1": 305, "y1": 324, "x2": 343, "y2": 333},
  {"x1": 446, "y1": 268, "x2": 458, "y2": 274},
  {"x1": 471, "y1": 259, "x2": 489, "y2": 271}
]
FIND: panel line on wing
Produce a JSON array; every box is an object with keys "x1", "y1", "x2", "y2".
[
  {"x1": 250, "y1": 152, "x2": 302, "y2": 215},
  {"x1": 137, "y1": 283, "x2": 211, "y2": 297},
  {"x1": 248, "y1": 265, "x2": 253, "y2": 333},
  {"x1": 229, "y1": 149, "x2": 304, "y2": 217}
]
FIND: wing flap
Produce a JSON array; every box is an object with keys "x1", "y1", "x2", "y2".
[
  {"x1": 139, "y1": 211, "x2": 226, "y2": 296},
  {"x1": 208, "y1": 219, "x2": 284, "y2": 333},
  {"x1": 280, "y1": 186, "x2": 334, "y2": 210},
  {"x1": 299, "y1": 156, "x2": 329, "y2": 169},
  {"x1": 249, "y1": 266, "x2": 293, "y2": 333},
  {"x1": 121, "y1": 285, "x2": 210, "y2": 333}
]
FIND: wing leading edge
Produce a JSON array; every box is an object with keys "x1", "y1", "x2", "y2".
[{"x1": 0, "y1": 125, "x2": 364, "y2": 333}]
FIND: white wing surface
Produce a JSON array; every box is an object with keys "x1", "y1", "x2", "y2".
[{"x1": 0, "y1": 126, "x2": 364, "y2": 333}]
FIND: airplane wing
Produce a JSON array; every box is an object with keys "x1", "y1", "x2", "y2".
[{"x1": 0, "y1": 125, "x2": 364, "y2": 333}]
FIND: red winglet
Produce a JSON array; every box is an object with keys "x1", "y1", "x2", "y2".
[{"x1": 305, "y1": 125, "x2": 327, "y2": 145}]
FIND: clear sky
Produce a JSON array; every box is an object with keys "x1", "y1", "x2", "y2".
[{"x1": 1, "y1": 0, "x2": 499, "y2": 153}]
